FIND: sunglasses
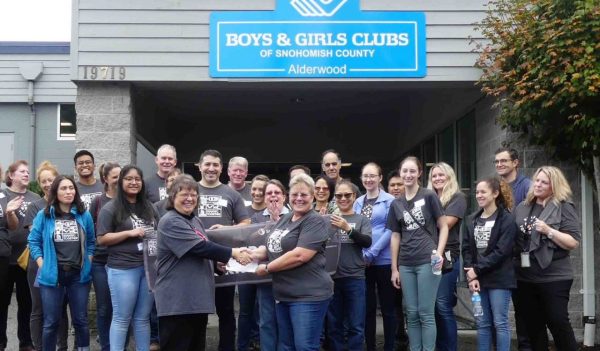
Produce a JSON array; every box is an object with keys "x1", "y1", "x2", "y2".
[{"x1": 334, "y1": 193, "x2": 354, "y2": 200}]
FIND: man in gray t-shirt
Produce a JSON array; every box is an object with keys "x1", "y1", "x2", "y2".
[
  {"x1": 195, "y1": 149, "x2": 250, "y2": 351},
  {"x1": 145, "y1": 144, "x2": 177, "y2": 204},
  {"x1": 227, "y1": 156, "x2": 252, "y2": 206},
  {"x1": 73, "y1": 150, "x2": 103, "y2": 210}
]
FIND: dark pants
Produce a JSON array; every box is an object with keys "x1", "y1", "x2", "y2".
[
  {"x1": 28, "y1": 259, "x2": 69, "y2": 351},
  {"x1": 237, "y1": 284, "x2": 259, "y2": 351},
  {"x1": 515, "y1": 279, "x2": 577, "y2": 351},
  {"x1": 91, "y1": 261, "x2": 112, "y2": 351},
  {"x1": 0, "y1": 264, "x2": 32, "y2": 348},
  {"x1": 159, "y1": 314, "x2": 208, "y2": 351},
  {"x1": 365, "y1": 265, "x2": 397, "y2": 351},
  {"x1": 215, "y1": 286, "x2": 236, "y2": 351},
  {"x1": 512, "y1": 288, "x2": 537, "y2": 351}
]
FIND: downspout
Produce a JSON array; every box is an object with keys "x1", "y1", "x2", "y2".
[
  {"x1": 18, "y1": 62, "x2": 43, "y2": 168},
  {"x1": 581, "y1": 172, "x2": 596, "y2": 346}
]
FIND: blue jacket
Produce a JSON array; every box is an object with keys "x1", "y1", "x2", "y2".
[
  {"x1": 512, "y1": 173, "x2": 532, "y2": 206},
  {"x1": 354, "y1": 190, "x2": 395, "y2": 266},
  {"x1": 28, "y1": 206, "x2": 95, "y2": 287}
]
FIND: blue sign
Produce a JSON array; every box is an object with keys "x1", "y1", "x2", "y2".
[{"x1": 210, "y1": 0, "x2": 426, "y2": 78}]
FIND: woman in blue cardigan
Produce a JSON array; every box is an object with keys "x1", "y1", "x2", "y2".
[
  {"x1": 353, "y1": 162, "x2": 397, "y2": 351},
  {"x1": 28, "y1": 175, "x2": 95, "y2": 351}
]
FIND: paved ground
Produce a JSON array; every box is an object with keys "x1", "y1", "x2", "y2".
[{"x1": 4, "y1": 292, "x2": 512, "y2": 351}]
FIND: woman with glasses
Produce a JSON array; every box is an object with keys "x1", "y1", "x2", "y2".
[
  {"x1": 353, "y1": 162, "x2": 397, "y2": 351},
  {"x1": 327, "y1": 180, "x2": 372, "y2": 351},
  {"x1": 253, "y1": 173, "x2": 333, "y2": 350},
  {"x1": 314, "y1": 176, "x2": 333, "y2": 215},
  {"x1": 97, "y1": 165, "x2": 159, "y2": 351},
  {"x1": 28, "y1": 175, "x2": 96, "y2": 351},
  {"x1": 513, "y1": 166, "x2": 580, "y2": 351},
  {"x1": 427, "y1": 162, "x2": 467, "y2": 351},
  {"x1": 389, "y1": 157, "x2": 449, "y2": 351}
]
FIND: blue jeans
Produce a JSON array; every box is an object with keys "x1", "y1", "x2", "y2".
[
  {"x1": 40, "y1": 269, "x2": 91, "y2": 351},
  {"x1": 276, "y1": 298, "x2": 330, "y2": 351},
  {"x1": 435, "y1": 258, "x2": 459, "y2": 351},
  {"x1": 237, "y1": 283, "x2": 259, "y2": 351},
  {"x1": 257, "y1": 283, "x2": 280, "y2": 351},
  {"x1": 92, "y1": 261, "x2": 112, "y2": 351},
  {"x1": 107, "y1": 266, "x2": 154, "y2": 351},
  {"x1": 327, "y1": 277, "x2": 365, "y2": 351},
  {"x1": 399, "y1": 263, "x2": 441, "y2": 351},
  {"x1": 476, "y1": 288, "x2": 512, "y2": 351}
]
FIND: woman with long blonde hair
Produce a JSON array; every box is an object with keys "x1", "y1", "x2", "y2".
[{"x1": 426, "y1": 162, "x2": 467, "y2": 351}]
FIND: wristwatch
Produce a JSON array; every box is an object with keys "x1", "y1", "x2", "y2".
[{"x1": 547, "y1": 229, "x2": 555, "y2": 239}]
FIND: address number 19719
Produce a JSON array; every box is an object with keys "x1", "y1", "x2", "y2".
[{"x1": 82, "y1": 66, "x2": 126, "y2": 80}]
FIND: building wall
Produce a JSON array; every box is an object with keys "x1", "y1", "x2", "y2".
[{"x1": 71, "y1": 0, "x2": 486, "y2": 82}]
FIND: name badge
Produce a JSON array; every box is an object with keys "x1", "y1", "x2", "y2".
[
  {"x1": 137, "y1": 243, "x2": 143, "y2": 251},
  {"x1": 414, "y1": 199, "x2": 425, "y2": 208},
  {"x1": 484, "y1": 221, "x2": 495, "y2": 228},
  {"x1": 218, "y1": 199, "x2": 228, "y2": 207},
  {"x1": 244, "y1": 200, "x2": 252, "y2": 207},
  {"x1": 521, "y1": 252, "x2": 530, "y2": 268}
]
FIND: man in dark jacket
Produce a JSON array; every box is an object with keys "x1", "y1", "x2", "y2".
[{"x1": 494, "y1": 147, "x2": 532, "y2": 207}]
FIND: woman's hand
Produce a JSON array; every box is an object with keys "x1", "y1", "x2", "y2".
[
  {"x1": 391, "y1": 269, "x2": 401, "y2": 289},
  {"x1": 255, "y1": 263, "x2": 269, "y2": 276},
  {"x1": 6, "y1": 196, "x2": 24, "y2": 214},
  {"x1": 318, "y1": 207, "x2": 327, "y2": 215},
  {"x1": 534, "y1": 218, "x2": 551, "y2": 235},
  {"x1": 468, "y1": 279, "x2": 480, "y2": 293},
  {"x1": 232, "y1": 248, "x2": 252, "y2": 265},
  {"x1": 250, "y1": 246, "x2": 268, "y2": 261},
  {"x1": 36, "y1": 257, "x2": 43, "y2": 268},
  {"x1": 464, "y1": 267, "x2": 477, "y2": 282},
  {"x1": 267, "y1": 201, "x2": 281, "y2": 221},
  {"x1": 433, "y1": 252, "x2": 444, "y2": 271},
  {"x1": 129, "y1": 228, "x2": 145, "y2": 238},
  {"x1": 330, "y1": 215, "x2": 351, "y2": 232}
]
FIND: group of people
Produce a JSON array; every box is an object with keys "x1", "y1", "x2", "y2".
[{"x1": 0, "y1": 145, "x2": 581, "y2": 351}]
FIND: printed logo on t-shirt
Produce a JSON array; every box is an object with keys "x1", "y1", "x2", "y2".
[
  {"x1": 474, "y1": 221, "x2": 494, "y2": 249},
  {"x1": 80, "y1": 192, "x2": 102, "y2": 211},
  {"x1": 54, "y1": 220, "x2": 79, "y2": 242},
  {"x1": 131, "y1": 214, "x2": 155, "y2": 251},
  {"x1": 519, "y1": 215, "x2": 537, "y2": 234},
  {"x1": 360, "y1": 204, "x2": 373, "y2": 220},
  {"x1": 338, "y1": 223, "x2": 356, "y2": 243},
  {"x1": 402, "y1": 207, "x2": 425, "y2": 231},
  {"x1": 147, "y1": 238, "x2": 157, "y2": 256},
  {"x1": 267, "y1": 228, "x2": 290, "y2": 253},
  {"x1": 158, "y1": 187, "x2": 168, "y2": 201},
  {"x1": 18, "y1": 201, "x2": 31, "y2": 219},
  {"x1": 0, "y1": 203, "x2": 4, "y2": 218},
  {"x1": 198, "y1": 195, "x2": 226, "y2": 218}
]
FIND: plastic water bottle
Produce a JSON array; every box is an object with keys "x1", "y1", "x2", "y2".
[
  {"x1": 431, "y1": 250, "x2": 442, "y2": 275},
  {"x1": 472, "y1": 292, "x2": 483, "y2": 317}
]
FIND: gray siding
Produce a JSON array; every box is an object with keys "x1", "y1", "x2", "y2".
[
  {"x1": 72, "y1": 0, "x2": 487, "y2": 82},
  {"x1": 0, "y1": 54, "x2": 76, "y2": 103},
  {"x1": 0, "y1": 103, "x2": 75, "y2": 173}
]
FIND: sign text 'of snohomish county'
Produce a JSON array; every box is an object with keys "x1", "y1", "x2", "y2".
[{"x1": 209, "y1": 0, "x2": 426, "y2": 78}]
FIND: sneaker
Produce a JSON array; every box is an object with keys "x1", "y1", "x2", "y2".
[{"x1": 149, "y1": 342, "x2": 160, "y2": 351}]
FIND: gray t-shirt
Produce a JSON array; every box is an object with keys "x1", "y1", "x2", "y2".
[
  {"x1": 387, "y1": 188, "x2": 444, "y2": 267},
  {"x1": 267, "y1": 211, "x2": 333, "y2": 302},
  {"x1": 332, "y1": 213, "x2": 371, "y2": 279},
  {"x1": 515, "y1": 202, "x2": 581, "y2": 283},
  {"x1": 97, "y1": 200, "x2": 158, "y2": 269},
  {"x1": 77, "y1": 181, "x2": 104, "y2": 211},
  {"x1": 233, "y1": 184, "x2": 252, "y2": 207},
  {"x1": 197, "y1": 184, "x2": 249, "y2": 228},
  {"x1": 474, "y1": 211, "x2": 498, "y2": 256},
  {"x1": 145, "y1": 173, "x2": 168, "y2": 204},
  {"x1": 88, "y1": 193, "x2": 113, "y2": 264},
  {"x1": 3, "y1": 189, "x2": 41, "y2": 264},
  {"x1": 24, "y1": 197, "x2": 47, "y2": 229},
  {"x1": 444, "y1": 192, "x2": 467, "y2": 260},
  {"x1": 0, "y1": 194, "x2": 13, "y2": 257},
  {"x1": 154, "y1": 198, "x2": 169, "y2": 219},
  {"x1": 53, "y1": 213, "x2": 82, "y2": 267},
  {"x1": 155, "y1": 210, "x2": 231, "y2": 316}
]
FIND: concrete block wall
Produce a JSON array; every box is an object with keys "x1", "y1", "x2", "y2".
[{"x1": 75, "y1": 82, "x2": 137, "y2": 167}]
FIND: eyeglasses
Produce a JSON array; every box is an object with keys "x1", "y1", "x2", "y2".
[
  {"x1": 266, "y1": 190, "x2": 283, "y2": 196},
  {"x1": 493, "y1": 159, "x2": 513, "y2": 165},
  {"x1": 290, "y1": 193, "x2": 311, "y2": 199},
  {"x1": 76, "y1": 160, "x2": 93, "y2": 166},
  {"x1": 177, "y1": 192, "x2": 197, "y2": 199},
  {"x1": 334, "y1": 193, "x2": 354, "y2": 200},
  {"x1": 361, "y1": 174, "x2": 379, "y2": 180},
  {"x1": 323, "y1": 162, "x2": 338, "y2": 168},
  {"x1": 123, "y1": 177, "x2": 142, "y2": 183},
  {"x1": 315, "y1": 186, "x2": 329, "y2": 192}
]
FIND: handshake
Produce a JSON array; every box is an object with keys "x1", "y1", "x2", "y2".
[{"x1": 231, "y1": 246, "x2": 267, "y2": 266}]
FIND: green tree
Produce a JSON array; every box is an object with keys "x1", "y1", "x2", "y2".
[{"x1": 475, "y1": 0, "x2": 600, "y2": 216}]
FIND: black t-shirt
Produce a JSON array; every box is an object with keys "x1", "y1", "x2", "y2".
[
  {"x1": 145, "y1": 173, "x2": 168, "y2": 204},
  {"x1": 77, "y1": 181, "x2": 104, "y2": 211},
  {"x1": 96, "y1": 200, "x2": 158, "y2": 269},
  {"x1": 3, "y1": 189, "x2": 41, "y2": 263},
  {"x1": 474, "y1": 210, "x2": 498, "y2": 256},
  {"x1": 359, "y1": 197, "x2": 377, "y2": 219},
  {"x1": 197, "y1": 184, "x2": 249, "y2": 228},
  {"x1": 443, "y1": 193, "x2": 467, "y2": 260},
  {"x1": 24, "y1": 197, "x2": 47, "y2": 229},
  {"x1": 53, "y1": 213, "x2": 82, "y2": 267},
  {"x1": 0, "y1": 194, "x2": 12, "y2": 257},
  {"x1": 88, "y1": 193, "x2": 113, "y2": 264},
  {"x1": 267, "y1": 211, "x2": 333, "y2": 302},
  {"x1": 386, "y1": 188, "x2": 444, "y2": 266}
]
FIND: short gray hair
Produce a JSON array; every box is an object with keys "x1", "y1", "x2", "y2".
[
  {"x1": 228, "y1": 156, "x2": 248, "y2": 169},
  {"x1": 157, "y1": 144, "x2": 177, "y2": 158},
  {"x1": 289, "y1": 173, "x2": 315, "y2": 194},
  {"x1": 166, "y1": 174, "x2": 199, "y2": 210}
]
